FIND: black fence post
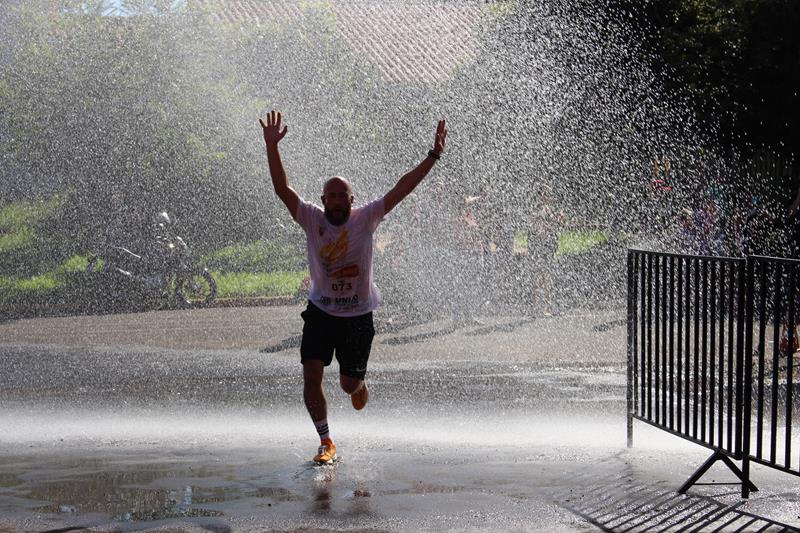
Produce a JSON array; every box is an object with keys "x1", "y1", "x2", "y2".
[
  {"x1": 741, "y1": 256, "x2": 754, "y2": 497},
  {"x1": 627, "y1": 251, "x2": 635, "y2": 448}
]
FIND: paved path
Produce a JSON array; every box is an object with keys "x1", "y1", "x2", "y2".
[
  {"x1": 0, "y1": 304, "x2": 627, "y2": 365},
  {"x1": 1, "y1": 306, "x2": 799, "y2": 532}
]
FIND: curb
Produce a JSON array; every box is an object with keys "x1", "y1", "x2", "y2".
[
  {"x1": 209, "y1": 296, "x2": 300, "y2": 308},
  {"x1": 0, "y1": 295, "x2": 302, "y2": 321}
]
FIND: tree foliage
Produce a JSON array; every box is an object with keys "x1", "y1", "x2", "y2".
[
  {"x1": 0, "y1": 1, "x2": 400, "y2": 275},
  {"x1": 617, "y1": 0, "x2": 800, "y2": 172}
]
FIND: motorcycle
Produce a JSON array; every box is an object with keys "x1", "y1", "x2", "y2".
[{"x1": 85, "y1": 212, "x2": 217, "y2": 310}]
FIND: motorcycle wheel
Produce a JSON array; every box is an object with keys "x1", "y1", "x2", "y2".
[{"x1": 175, "y1": 270, "x2": 217, "y2": 308}]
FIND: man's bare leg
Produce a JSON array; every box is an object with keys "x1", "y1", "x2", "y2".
[
  {"x1": 303, "y1": 360, "x2": 327, "y2": 421},
  {"x1": 304, "y1": 361, "x2": 337, "y2": 463},
  {"x1": 341, "y1": 375, "x2": 368, "y2": 410}
]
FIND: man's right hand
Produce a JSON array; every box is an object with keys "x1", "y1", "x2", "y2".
[{"x1": 259, "y1": 110, "x2": 288, "y2": 146}]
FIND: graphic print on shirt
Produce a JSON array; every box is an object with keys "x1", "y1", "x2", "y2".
[
  {"x1": 318, "y1": 227, "x2": 360, "y2": 310},
  {"x1": 320, "y1": 229, "x2": 348, "y2": 264}
]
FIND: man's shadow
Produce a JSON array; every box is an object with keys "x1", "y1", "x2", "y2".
[{"x1": 259, "y1": 314, "x2": 550, "y2": 352}]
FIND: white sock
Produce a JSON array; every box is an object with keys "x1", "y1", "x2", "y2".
[{"x1": 314, "y1": 419, "x2": 331, "y2": 442}]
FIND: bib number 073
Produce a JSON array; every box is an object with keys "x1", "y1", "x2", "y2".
[{"x1": 331, "y1": 280, "x2": 352, "y2": 291}]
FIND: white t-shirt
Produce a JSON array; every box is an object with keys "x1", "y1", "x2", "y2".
[{"x1": 296, "y1": 197, "x2": 385, "y2": 317}]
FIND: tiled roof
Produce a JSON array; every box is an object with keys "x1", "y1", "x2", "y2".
[{"x1": 191, "y1": 0, "x2": 485, "y2": 84}]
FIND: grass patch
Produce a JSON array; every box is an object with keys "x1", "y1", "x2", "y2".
[
  {"x1": 0, "y1": 254, "x2": 90, "y2": 302},
  {"x1": 0, "y1": 272, "x2": 58, "y2": 296},
  {"x1": 0, "y1": 195, "x2": 65, "y2": 261},
  {"x1": 0, "y1": 196, "x2": 64, "y2": 229},
  {"x1": 213, "y1": 270, "x2": 308, "y2": 298},
  {"x1": 60, "y1": 254, "x2": 90, "y2": 273},
  {"x1": 0, "y1": 226, "x2": 35, "y2": 253},
  {"x1": 558, "y1": 230, "x2": 610, "y2": 255},
  {"x1": 203, "y1": 240, "x2": 305, "y2": 273},
  {"x1": 514, "y1": 230, "x2": 528, "y2": 250},
  {"x1": 513, "y1": 229, "x2": 610, "y2": 255},
  {"x1": 2, "y1": 264, "x2": 309, "y2": 304}
]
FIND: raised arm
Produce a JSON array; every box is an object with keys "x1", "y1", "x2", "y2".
[
  {"x1": 260, "y1": 110, "x2": 300, "y2": 220},
  {"x1": 383, "y1": 118, "x2": 447, "y2": 215}
]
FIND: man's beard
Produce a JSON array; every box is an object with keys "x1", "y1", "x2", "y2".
[{"x1": 325, "y1": 205, "x2": 351, "y2": 225}]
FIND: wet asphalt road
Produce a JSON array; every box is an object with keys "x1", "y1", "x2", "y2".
[
  {"x1": 0, "y1": 304, "x2": 628, "y2": 413},
  {"x1": 1, "y1": 305, "x2": 799, "y2": 531}
]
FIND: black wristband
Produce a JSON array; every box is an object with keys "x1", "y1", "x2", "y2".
[{"x1": 427, "y1": 149, "x2": 441, "y2": 160}]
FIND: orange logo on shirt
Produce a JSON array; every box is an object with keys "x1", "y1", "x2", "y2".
[
  {"x1": 329, "y1": 264, "x2": 359, "y2": 278},
  {"x1": 321, "y1": 230, "x2": 348, "y2": 265}
]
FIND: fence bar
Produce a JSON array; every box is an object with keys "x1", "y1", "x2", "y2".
[
  {"x1": 755, "y1": 262, "x2": 767, "y2": 458},
  {"x1": 693, "y1": 257, "x2": 701, "y2": 439},
  {"x1": 669, "y1": 256, "x2": 676, "y2": 430},
  {"x1": 677, "y1": 256, "x2": 684, "y2": 433},
  {"x1": 662, "y1": 256, "x2": 669, "y2": 425},
  {"x1": 709, "y1": 261, "x2": 717, "y2": 446},
  {"x1": 785, "y1": 265, "x2": 796, "y2": 470},
  {"x1": 717, "y1": 261, "x2": 726, "y2": 449},
  {"x1": 685, "y1": 257, "x2": 692, "y2": 435},
  {"x1": 646, "y1": 254, "x2": 653, "y2": 420},
  {"x1": 655, "y1": 256, "x2": 661, "y2": 425},
  {"x1": 640, "y1": 254, "x2": 647, "y2": 416},
  {"x1": 701, "y1": 260, "x2": 709, "y2": 441},
  {"x1": 770, "y1": 264, "x2": 782, "y2": 464},
  {"x1": 727, "y1": 260, "x2": 736, "y2": 451},
  {"x1": 633, "y1": 252, "x2": 639, "y2": 418},
  {"x1": 741, "y1": 257, "x2": 753, "y2": 497},
  {"x1": 627, "y1": 252, "x2": 636, "y2": 448}
]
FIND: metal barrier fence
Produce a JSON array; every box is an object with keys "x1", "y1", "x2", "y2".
[
  {"x1": 627, "y1": 249, "x2": 800, "y2": 498},
  {"x1": 744, "y1": 256, "x2": 800, "y2": 491}
]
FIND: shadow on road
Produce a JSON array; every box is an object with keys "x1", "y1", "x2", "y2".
[
  {"x1": 260, "y1": 315, "x2": 544, "y2": 351},
  {"x1": 260, "y1": 334, "x2": 302, "y2": 354},
  {"x1": 593, "y1": 318, "x2": 627, "y2": 332},
  {"x1": 551, "y1": 463, "x2": 799, "y2": 532}
]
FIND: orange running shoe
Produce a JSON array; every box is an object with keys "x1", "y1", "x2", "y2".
[
  {"x1": 313, "y1": 438, "x2": 337, "y2": 464},
  {"x1": 351, "y1": 381, "x2": 369, "y2": 410}
]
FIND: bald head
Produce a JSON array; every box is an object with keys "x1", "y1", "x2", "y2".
[
  {"x1": 321, "y1": 176, "x2": 354, "y2": 225},
  {"x1": 323, "y1": 176, "x2": 353, "y2": 197}
]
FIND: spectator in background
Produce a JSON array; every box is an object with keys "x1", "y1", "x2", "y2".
[
  {"x1": 676, "y1": 207, "x2": 696, "y2": 254},
  {"x1": 693, "y1": 197, "x2": 725, "y2": 256},
  {"x1": 446, "y1": 193, "x2": 485, "y2": 326},
  {"x1": 740, "y1": 194, "x2": 776, "y2": 256},
  {"x1": 526, "y1": 185, "x2": 561, "y2": 315}
]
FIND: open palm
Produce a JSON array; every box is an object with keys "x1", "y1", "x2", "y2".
[
  {"x1": 433, "y1": 118, "x2": 447, "y2": 154},
  {"x1": 259, "y1": 110, "x2": 288, "y2": 145}
]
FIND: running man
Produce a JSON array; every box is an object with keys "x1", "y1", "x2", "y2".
[{"x1": 259, "y1": 110, "x2": 447, "y2": 464}]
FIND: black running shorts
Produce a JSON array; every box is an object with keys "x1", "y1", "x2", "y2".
[{"x1": 300, "y1": 301, "x2": 375, "y2": 379}]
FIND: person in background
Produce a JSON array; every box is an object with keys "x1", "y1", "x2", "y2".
[{"x1": 526, "y1": 185, "x2": 561, "y2": 315}]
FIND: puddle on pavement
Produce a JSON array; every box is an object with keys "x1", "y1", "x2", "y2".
[{"x1": 6, "y1": 458, "x2": 307, "y2": 522}]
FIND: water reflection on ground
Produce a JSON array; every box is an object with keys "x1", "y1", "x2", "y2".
[
  {"x1": 1, "y1": 447, "x2": 372, "y2": 526},
  {"x1": 3, "y1": 436, "x2": 800, "y2": 532}
]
